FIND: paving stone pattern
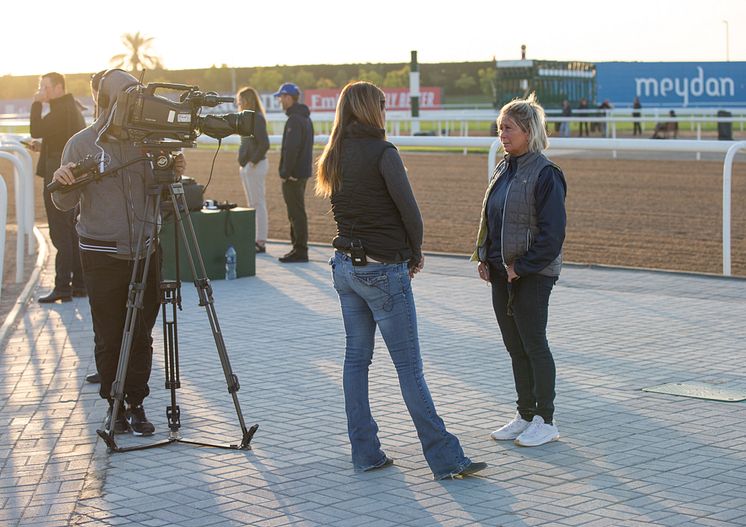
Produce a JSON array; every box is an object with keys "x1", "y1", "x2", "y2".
[{"x1": 1, "y1": 239, "x2": 746, "y2": 526}]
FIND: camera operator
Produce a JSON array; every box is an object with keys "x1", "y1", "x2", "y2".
[{"x1": 51, "y1": 69, "x2": 186, "y2": 436}]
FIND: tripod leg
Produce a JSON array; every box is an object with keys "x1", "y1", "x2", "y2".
[
  {"x1": 162, "y1": 281, "x2": 181, "y2": 437},
  {"x1": 167, "y1": 183, "x2": 257, "y2": 449}
]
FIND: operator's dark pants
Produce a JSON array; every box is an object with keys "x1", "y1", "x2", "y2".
[
  {"x1": 43, "y1": 188, "x2": 84, "y2": 294},
  {"x1": 81, "y1": 248, "x2": 161, "y2": 406},
  {"x1": 281, "y1": 178, "x2": 309, "y2": 254}
]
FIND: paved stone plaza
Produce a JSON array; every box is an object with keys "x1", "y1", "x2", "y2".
[{"x1": 1, "y1": 237, "x2": 746, "y2": 526}]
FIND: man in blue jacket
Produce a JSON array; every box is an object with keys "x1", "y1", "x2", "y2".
[{"x1": 274, "y1": 82, "x2": 314, "y2": 263}]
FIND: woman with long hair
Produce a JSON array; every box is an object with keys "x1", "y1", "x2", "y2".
[
  {"x1": 474, "y1": 93, "x2": 567, "y2": 447},
  {"x1": 317, "y1": 81, "x2": 486, "y2": 480},
  {"x1": 236, "y1": 86, "x2": 270, "y2": 253}
]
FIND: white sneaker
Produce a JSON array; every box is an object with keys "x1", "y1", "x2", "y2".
[
  {"x1": 514, "y1": 415, "x2": 559, "y2": 447},
  {"x1": 490, "y1": 412, "x2": 531, "y2": 440}
]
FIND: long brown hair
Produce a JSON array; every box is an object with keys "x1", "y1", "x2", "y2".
[
  {"x1": 315, "y1": 81, "x2": 386, "y2": 198},
  {"x1": 236, "y1": 86, "x2": 266, "y2": 116}
]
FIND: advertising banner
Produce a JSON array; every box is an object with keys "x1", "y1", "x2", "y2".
[
  {"x1": 597, "y1": 62, "x2": 746, "y2": 107},
  {"x1": 303, "y1": 87, "x2": 442, "y2": 112}
]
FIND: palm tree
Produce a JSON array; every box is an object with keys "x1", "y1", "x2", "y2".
[{"x1": 110, "y1": 32, "x2": 162, "y2": 72}]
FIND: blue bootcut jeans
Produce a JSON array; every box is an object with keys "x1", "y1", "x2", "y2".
[
  {"x1": 489, "y1": 265, "x2": 557, "y2": 423},
  {"x1": 330, "y1": 251, "x2": 471, "y2": 479}
]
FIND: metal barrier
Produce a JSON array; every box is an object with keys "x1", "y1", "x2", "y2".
[
  {"x1": 0, "y1": 138, "x2": 35, "y2": 254},
  {"x1": 722, "y1": 141, "x2": 746, "y2": 276},
  {"x1": 0, "y1": 175, "x2": 6, "y2": 297},
  {"x1": 0, "y1": 151, "x2": 28, "y2": 282},
  {"x1": 2, "y1": 129, "x2": 739, "y2": 278}
]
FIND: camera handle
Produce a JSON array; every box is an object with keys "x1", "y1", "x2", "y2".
[
  {"x1": 97, "y1": 176, "x2": 258, "y2": 453},
  {"x1": 46, "y1": 156, "x2": 150, "y2": 194}
]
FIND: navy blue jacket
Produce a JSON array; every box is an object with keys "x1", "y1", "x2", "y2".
[{"x1": 279, "y1": 103, "x2": 314, "y2": 180}]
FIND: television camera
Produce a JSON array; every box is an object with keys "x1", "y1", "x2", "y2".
[{"x1": 48, "y1": 82, "x2": 254, "y2": 192}]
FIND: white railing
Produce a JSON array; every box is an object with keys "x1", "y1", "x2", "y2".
[
  {"x1": 200, "y1": 134, "x2": 742, "y2": 276},
  {"x1": 0, "y1": 139, "x2": 35, "y2": 254},
  {"x1": 0, "y1": 150, "x2": 28, "y2": 282},
  {"x1": 0, "y1": 175, "x2": 6, "y2": 297},
  {"x1": 3, "y1": 108, "x2": 745, "y2": 139},
  {"x1": 1, "y1": 129, "x2": 740, "y2": 278},
  {"x1": 722, "y1": 141, "x2": 746, "y2": 276}
]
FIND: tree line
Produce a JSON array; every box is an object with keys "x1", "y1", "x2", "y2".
[{"x1": 0, "y1": 61, "x2": 496, "y2": 102}]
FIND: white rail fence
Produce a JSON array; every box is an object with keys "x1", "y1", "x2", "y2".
[
  {"x1": 0, "y1": 132, "x2": 742, "y2": 287},
  {"x1": 205, "y1": 134, "x2": 744, "y2": 276},
  {"x1": 0, "y1": 176, "x2": 6, "y2": 297},
  {"x1": 2, "y1": 109, "x2": 745, "y2": 139},
  {"x1": 0, "y1": 142, "x2": 33, "y2": 284}
]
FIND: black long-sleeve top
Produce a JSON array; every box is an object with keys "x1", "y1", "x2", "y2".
[
  {"x1": 29, "y1": 93, "x2": 85, "y2": 181},
  {"x1": 238, "y1": 112, "x2": 270, "y2": 167}
]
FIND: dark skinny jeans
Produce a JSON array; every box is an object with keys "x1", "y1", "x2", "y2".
[{"x1": 489, "y1": 264, "x2": 557, "y2": 423}]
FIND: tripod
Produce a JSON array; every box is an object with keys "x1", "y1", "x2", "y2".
[{"x1": 96, "y1": 156, "x2": 258, "y2": 453}]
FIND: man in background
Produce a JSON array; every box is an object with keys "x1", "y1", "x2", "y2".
[
  {"x1": 274, "y1": 82, "x2": 314, "y2": 263},
  {"x1": 30, "y1": 72, "x2": 87, "y2": 303}
]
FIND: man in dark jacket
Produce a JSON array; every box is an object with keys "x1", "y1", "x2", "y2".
[
  {"x1": 30, "y1": 72, "x2": 87, "y2": 303},
  {"x1": 274, "y1": 82, "x2": 314, "y2": 263}
]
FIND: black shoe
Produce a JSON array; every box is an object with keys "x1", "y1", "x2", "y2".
[
  {"x1": 72, "y1": 288, "x2": 87, "y2": 298},
  {"x1": 365, "y1": 456, "x2": 394, "y2": 472},
  {"x1": 127, "y1": 404, "x2": 155, "y2": 436},
  {"x1": 279, "y1": 251, "x2": 309, "y2": 263},
  {"x1": 105, "y1": 402, "x2": 129, "y2": 434},
  {"x1": 85, "y1": 372, "x2": 100, "y2": 383},
  {"x1": 449, "y1": 461, "x2": 488, "y2": 479},
  {"x1": 38, "y1": 290, "x2": 72, "y2": 303},
  {"x1": 255, "y1": 243, "x2": 266, "y2": 253}
]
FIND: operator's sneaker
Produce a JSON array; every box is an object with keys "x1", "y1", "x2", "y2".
[
  {"x1": 127, "y1": 404, "x2": 155, "y2": 436},
  {"x1": 105, "y1": 402, "x2": 129, "y2": 434},
  {"x1": 490, "y1": 412, "x2": 531, "y2": 440},
  {"x1": 514, "y1": 415, "x2": 559, "y2": 447}
]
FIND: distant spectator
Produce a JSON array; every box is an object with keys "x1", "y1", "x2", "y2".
[
  {"x1": 577, "y1": 98, "x2": 590, "y2": 137},
  {"x1": 29, "y1": 72, "x2": 87, "y2": 304},
  {"x1": 274, "y1": 82, "x2": 314, "y2": 263},
  {"x1": 559, "y1": 99, "x2": 572, "y2": 137},
  {"x1": 598, "y1": 100, "x2": 612, "y2": 136},
  {"x1": 236, "y1": 86, "x2": 270, "y2": 254},
  {"x1": 632, "y1": 96, "x2": 642, "y2": 136}
]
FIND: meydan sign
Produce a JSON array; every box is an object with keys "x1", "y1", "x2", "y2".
[
  {"x1": 635, "y1": 67, "x2": 735, "y2": 106},
  {"x1": 597, "y1": 62, "x2": 745, "y2": 107}
]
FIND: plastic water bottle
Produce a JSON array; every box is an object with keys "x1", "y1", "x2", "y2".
[{"x1": 225, "y1": 245, "x2": 237, "y2": 280}]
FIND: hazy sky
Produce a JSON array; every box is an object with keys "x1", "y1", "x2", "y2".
[{"x1": 2, "y1": 0, "x2": 744, "y2": 76}]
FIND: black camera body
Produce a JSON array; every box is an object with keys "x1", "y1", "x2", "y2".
[
  {"x1": 110, "y1": 82, "x2": 255, "y2": 148},
  {"x1": 48, "y1": 81, "x2": 256, "y2": 193}
]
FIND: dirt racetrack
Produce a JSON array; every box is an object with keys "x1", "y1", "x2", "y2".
[
  {"x1": 182, "y1": 148, "x2": 746, "y2": 277},
  {"x1": 2, "y1": 147, "x2": 745, "y2": 284}
]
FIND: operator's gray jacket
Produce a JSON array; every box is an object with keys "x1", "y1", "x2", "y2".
[{"x1": 52, "y1": 70, "x2": 157, "y2": 259}]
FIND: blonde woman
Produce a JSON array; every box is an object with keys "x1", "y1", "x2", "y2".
[
  {"x1": 236, "y1": 87, "x2": 270, "y2": 253},
  {"x1": 473, "y1": 93, "x2": 567, "y2": 447},
  {"x1": 317, "y1": 81, "x2": 486, "y2": 480}
]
